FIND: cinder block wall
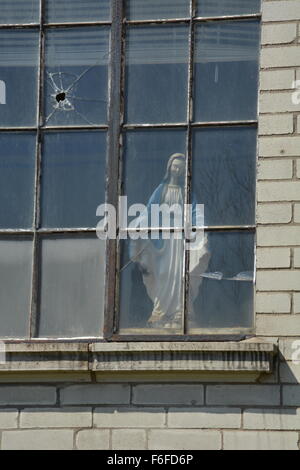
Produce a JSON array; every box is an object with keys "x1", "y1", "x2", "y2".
[{"x1": 0, "y1": 0, "x2": 299, "y2": 450}]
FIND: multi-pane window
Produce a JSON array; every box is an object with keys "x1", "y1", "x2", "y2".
[{"x1": 0, "y1": 1, "x2": 261, "y2": 340}]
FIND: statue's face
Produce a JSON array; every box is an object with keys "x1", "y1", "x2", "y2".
[{"x1": 170, "y1": 158, "x2": 185, "y2": 181}]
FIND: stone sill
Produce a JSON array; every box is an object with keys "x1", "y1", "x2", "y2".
[{"x1": 0, "y1": 339, "x2": 276, "y2": 376}]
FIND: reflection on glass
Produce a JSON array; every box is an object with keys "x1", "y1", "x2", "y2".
[
  {"x1": 38, "y1": 236, "x2": 105, "y2": 338},
  {"x1": 194, "y1": 21, "x2": 260, "y2": 121},
  {"x1": 197, "y1": 0, "x2": 261, "y2": 16},
  {"x1": 46, "y1": 0, "x2": 111, "y2": 23},
  {"x1": 121, "y1": 154, "x2": 186, "y2": 331},
  {"x1": 192, "y1": 127, "x2": 256, "y2": 226},
  {"x1": 125, "y1": 25, "x2": 189, "y2": 123},
  {"x1": 0, "y1": 133, "x2": 35, "y2": 229},
  {"x1": 0, "y1": 237, "x2": 32, "y2": 338},
  {"x1": 188, "y1": 231, "x2": 254, "y2": 331},
  {"x1": 44, "y1": 27, "x2": 109, "y2": 126},
  {"x1": 0, "y1": 0, "x2": 39, "y2": 24},
  {"x1": 41, "y1": 131, "x2": 106, "y2": 228},
  {"x1": 0, "y1": 30, "x2": 39, "y2": 126},
  {"x1": 123, "y1": 129, "x2": 186, "y2": 210},
  {"x1": 119, "y1": 152, "x2": 209, "y2": 333},
  {"x1": 126, "y1": 0, "x2": 189, "y2": 20},
  {"x1": 120, "y1": 235, "x2": 185, "y2": 332}
]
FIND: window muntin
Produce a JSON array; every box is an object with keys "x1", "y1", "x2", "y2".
[{"x1": 0, "y1": 0, "x2": 261, "y2": 340}]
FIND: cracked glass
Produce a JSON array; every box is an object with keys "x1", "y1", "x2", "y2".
[
  {"x1": 0, "y1": 29, "x2": 39, "y2": 126},
  {"x1": 0, "y1": 0, "x2": 39, "y2": 24},
  {"x1": 44, "y1": 27, "x2": 109, "y2": 126}
]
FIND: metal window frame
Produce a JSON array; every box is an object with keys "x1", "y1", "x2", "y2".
[{"x1": 0, "y1": 0, "x2": 261, "y2": 342}]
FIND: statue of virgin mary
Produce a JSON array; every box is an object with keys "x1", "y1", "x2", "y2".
[{"x1": 129, "y1": 153, "x2": 210, "y2": 330}]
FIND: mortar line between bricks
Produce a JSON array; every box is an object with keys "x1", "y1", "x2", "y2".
[
  {"x1": 262, "y1": 41, "x2": 299, "y2": 47},
  {"x1": 262, "y1": 21, "x2": 300, "y2": 26},
  {"x1": 109, "y1": 428, "x2": 112, "y2": 450},
  {"x1": 261, "y1": 65, "x2": 300, "y2": 71},
  {"x1": 262, "y1": 41, "x2": 299, "y2": 48},
  {"x1": 74, "y1": 428, "x2": 83, "y2": 451},
  {"x1": 72, "y1": 429, "x2": 76, "y2": 450}
]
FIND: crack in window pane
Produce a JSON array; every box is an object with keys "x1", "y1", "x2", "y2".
[{"x1": 45, "y1": 62, "x2": 107, "y2": 125}]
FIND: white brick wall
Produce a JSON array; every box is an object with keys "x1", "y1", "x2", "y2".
[
  {"x1": 257, "y1": 160, "x2": 293, "y2": 178},
  {"x1": 256, "y1": 248, "x2": 291, "y2": 268},
  {"x1": 223, "y1": 431, "x2": 299, "y2": 450},
  {"x1": 260, "y1": 69, "x2": 294, "y2": 90},
  {"x1": 148, "y1": 430, "x2": 221, "y2": 450},
  {"x1": 261, "y1": 23, "x2": 297, "y2": 45},
  {"x1": 256, "y1": 292, "x2": 291, "y2": 313},
  {"x1": 257, "y1": 203, "x2": 292, "y2": 223}
]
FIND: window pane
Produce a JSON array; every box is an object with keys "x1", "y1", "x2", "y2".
[
  {"x1": 46, "y1": 0, "x2": 111, "y2": 23},
  {"x1": 0, "y1": 133, "x2": 35, "y2": 229},
  {"x1": 0, "y1": 237, "x2": 32, "y2": 338},
  {"x1": 192, "y1": 127, "x2": 256, "y2": 226},
  {"x1": 126, "y1": 0, "x2": 190, "y2": 20},
  {"x1": 44, "y1": 27, "x2": 109, "y2": 126},
  {"x1": 123, "y1": 130, "x2": 186, "y2": 215},
  {"x1": 41, "y1": 131, "x2": 106, "y2": 228},
  {"x1": 119, "y1": 235, "x2": 185, "y2": 333},
  {"x1": 0, "y1": 0, "x2": 39, "y2": 24},
  {"x1": 125, "y1": 25, "x2": 189, "y2": 123},
  {"x1": 0, "y1": 30, "x2": 39, "y2": 126},
  {"x1": 197, "y1": 0, "x2": 261, "y2": 17},
  {"x1": 188, "y1": 231, "x2": 254, "y2": 332},
  {"x1": 38, "y1": 236, "x2": 105, "y2": 338},
  {"x1": 194, "y1": 21, "x2": 260, "y2": 122}
]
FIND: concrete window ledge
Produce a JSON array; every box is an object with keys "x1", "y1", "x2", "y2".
[{"x1": 0, "y1": 339, "x2": 276, "y2": 379}]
